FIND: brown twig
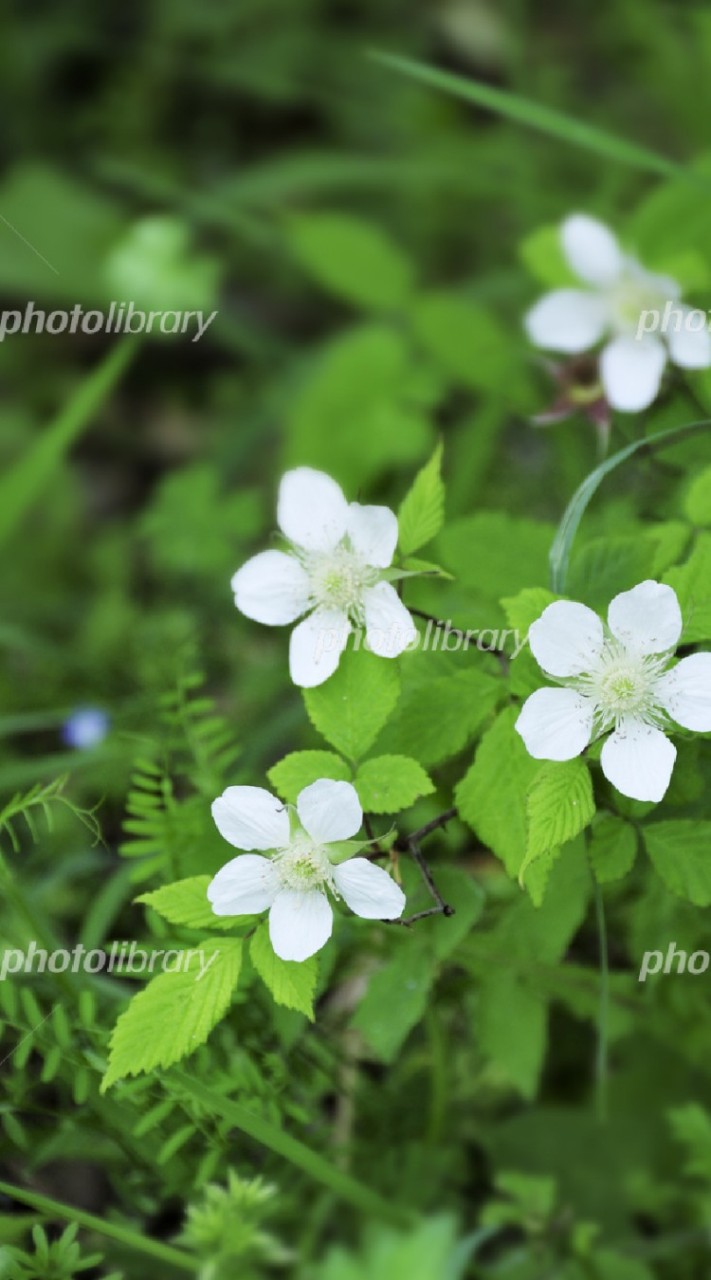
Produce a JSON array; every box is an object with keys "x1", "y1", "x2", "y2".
[{"x1": 387, "y1": 807, "x2": 457, "y2": 926}]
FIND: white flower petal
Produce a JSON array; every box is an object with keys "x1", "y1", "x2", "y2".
[
  {"x1": 600, "y1": 719, "x2": 676, "y2": 802},
  {"x1": 525, "y1": 288, "x2": 608, "y2": 354},
  {"x1": 288, "y1": 607, "x2": 350, "y2": 687},
  {"x1": 231, "y1": 550, "x2": 311, "y2": 626},
  {"x1": 347, "y1": 503, "x2": 398, "y2": 568},
  {"x1": 207, "y1": 854, "x2": 279, "y2": 915},
  {"x1": 269, "y1": 889, "x2": 333, "y2": 961},
  {"x1": 528, "y1": 600, "x2": 604, "y2": 677},
  {"x1": 333, "y1": 858, "x2": 406, "y2": 920},
  {"x1": 211, "y1": 785, "x2": 290, "y2": 851},
  {"x1": 667, "y1": 308, "x2": 711, "y2": 369},
  {"x1": 362, "y1": 582, "x2": 417, "y2": 657},
  {"x1": 655, "y1": 653, "x2": 711, "y2": 731},
  {"x1": 600, "y1": 334, "x2": 666, "y2": 412},
  {"x1": 277, "y1": 467, "x2": 349, "y2": 552},
  {"x1": 607, "y1": 581, "x2": 682, "y2": 655},
  {"x1": 515, "y1": 687, "x2": 594, "y2": 761},
  {"x1": 297, "y1": 779, "x2": 362, "y2": 844},
  {"x1": 561, "y1": 214, "x2": 623, "y2": 285}
]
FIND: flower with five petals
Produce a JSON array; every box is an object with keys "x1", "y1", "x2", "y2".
[
  {"x1": 208, "y1": 778, "x2": 406, "y2": 961},
  {"x1": 516, "y1": 581, "x2": 711, "y2": 802}
]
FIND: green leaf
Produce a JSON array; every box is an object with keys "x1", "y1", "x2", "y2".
[
  {"x1": 136, "y1": 876, "x2": 245, "y2": 932},
  {"x1": 375, "y1": 664, "x2": 500, "y2": 767},
  {"x1": 456, "y1": 707, "x2": 542, "y2": 876},
  {"x1": 644, "y1": 821, "x2": 711, "y2": 905},
  {"x1": 440, "y1": 513, "x2": 554, "y2": 601},
  {"x1": 669, "y1": 1103, "x2": 711, "y2": 1180},
  {"x1": 285, "y1": 324, "x2": 433, "y2": 488},
  {"x1": 354, "y1": 755, "x2": 434, "y2": 814},
  {"x1": 477, "y1": 969, "x2": 547, "y2": 1099},
  {"x1": 525, "y1": 761, "x2": 595, "y2": 869},
  {"x1": 267, "y1": 750, "x2": 351, "y2": 803},
  {"x1": 588, "y1": 815, "x2": 637, "y2": 884},
  {"x1": 520, "y1": 224, "x2": 578, "y2": 287},
  {"x1": 684, "y1": 463, "x2": 711, "y2": 526},
  {"x1": 664, "y1": 533, "x2": 711, "y2": 642},
  {"x1": 285, "y1": 212, "x2": 414, "y2": 311},
  {"x1": 370, "y1": 51, "x2": 683, "y2": 179},
  {"x1": 411, "y1": 294, "x2": 512, "y2": 393},
  {"x1": 250, "y1": 924, "x2": 317, "y2": 1020},
  {"x1": 352, "y1": 940, "x2": 436, "y2": 1062},
  {"x1": 397, "y1": 443, "x2": 445, "y2": 556},
  {"x1": 102, "y1": 938, "x2": 243, "y2": 1088},
  {"x1": 303, "y1": 647, "x2": 400, "y2": 761},
  {"x1": 567, "y1": 536, "x2": 656, "y2": 613}
]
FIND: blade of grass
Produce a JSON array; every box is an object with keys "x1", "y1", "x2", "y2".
[
  {"x1": 170, "y1": 1071, "x2": 414, "y2": 1227},
  {"x1": 369, "y1": 51, "x2": 685, "y2": 179},
  {"x1": 0, "y1": 1178, "x2": 198, "y2": 1273},
  {"x1": 0, "y1": 336, "x2": 137, "y2": 551}
]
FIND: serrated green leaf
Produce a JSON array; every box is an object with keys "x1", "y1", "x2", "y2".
[
  {"x1": 354, "y1": 755, "x2": 433, "y2": 814},
  {"x1": 397, "y1": 444, "x2": 445, "y2": 556},
  {"x1": 250, "y1": 924, "x2": 317, "y2": 1020},
  {"x1": 644, "y1": 821, "x2": 711, "y2": 905},
  {"x1": 588, "y1": 815, "x2": 637, "y2": 884},
  {"x1": 375, "y1": 664, "x2": 500, "y2": 767},
  {"x1": 303, "y1": 647, "x2": 400, "y2": 760},
  {"x1": 267, "y1": 750, "x2": 351, "y2": 803},
  {"x1": 524, "y1": 760, "x2": 595, "y2": 880},
  {"x1": 285, "y1": 212, "x2": 414, "y2": 311},
  {"x1": 352, "y1": 940, "x2": 436, "y2": 1062},
  {"x1": 456, "y1": 707, "x2": 541, "y2": 876},
  {"x1": 137, "y1": 876, "x2": 246, "y2": 931},
  {"x1": 101, "y1": 938, "x2": 242, "y2": 1089}
]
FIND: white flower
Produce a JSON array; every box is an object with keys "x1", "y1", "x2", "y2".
[
  {"x1": 515, "y1": 581, "x2": 711, "y2": 803},
  {"x1": 525, "y1": 214, "x2": 711, "y2": 412},
  {"x1": 208, "y1": 778, "x2": 406, "y2": 961},
  {"x1": 231, "y1": 467, "x2": 416, "y2": 687}
]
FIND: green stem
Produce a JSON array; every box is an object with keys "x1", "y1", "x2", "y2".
[
  {"x1": 170, "y1": 1071, "x2": 414, "y2": 1228},
  {"x1": 549, "y1": 418, "x2": 711, "y2": 594},
  {"x1": 594, "y1": 881, "x2": 609, "y2": 1124},
  {"x1": 0, "y1": 1178, "x2": 198, "y2": 1273}
]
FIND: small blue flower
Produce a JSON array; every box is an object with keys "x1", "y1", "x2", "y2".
[{"x1": 62, "y1": 707, "x2": 110, "y2": 750}]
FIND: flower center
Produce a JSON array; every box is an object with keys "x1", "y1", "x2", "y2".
[
  {"x1": 306, "y1": 545, "x2": 376, "y2": 614},
  {"x1": 574, "y1": 640, "x2": 670, "y2": 731},
  {"x1": 274, "y1": 834, "x2": 334, "y2": 893},
  {"x1": 608, "y1": 264, "x2": 676, "y2": 334}
]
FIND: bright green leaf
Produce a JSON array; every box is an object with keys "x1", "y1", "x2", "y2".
[
  {"x1": 102, "y1": 938, "x2": 242, "y2": 1089},
  {"x1": 304, "y1": 647, "x2": 400, "y2": 761},
  {"x1": 397, "y1": 443, "x2": 445, "y2": 556},
  {"x1": 355, "y1": 755, "x2": 434, "y2": 814},
  {"x1": 285, "y1": 212, "x2": 414, "y2": 311},
  {"x1": 268, "y1": 750, "x2": 351, "y2": 803},
  {"x1": 250, "y1": 924, "x2": 317, "y2": 1020}
]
